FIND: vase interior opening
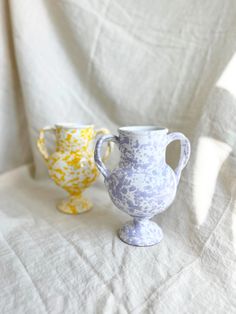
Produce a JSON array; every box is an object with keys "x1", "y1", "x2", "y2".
[
  {"x1": 119, "y1": 126, "x2": 168, "y2": 133},
  {"x1": 55, "y1": 123, "x2": 94, "y2": 129}
]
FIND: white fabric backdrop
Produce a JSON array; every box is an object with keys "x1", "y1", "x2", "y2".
[{"x1": 0, "y1": 0, "x2": 236, "y2": 313}]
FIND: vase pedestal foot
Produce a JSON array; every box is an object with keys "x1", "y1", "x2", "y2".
[
  {"x1": 57, "y1": 194, "x2": 92, "y2": 215},
  {"x1": 118, "y1": 218, "x2": 163, "y2": 247}
]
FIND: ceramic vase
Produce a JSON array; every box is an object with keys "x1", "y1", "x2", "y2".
[
  {"x1": 37, "y1": 123, "x2": 111, "y2": 214},
  {"x1": 94, "y1": 126, "x2": 191, "y2": 246}
]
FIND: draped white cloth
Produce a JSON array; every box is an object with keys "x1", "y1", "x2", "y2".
[{"x1": 0, "y1": 0, "x2": 236, "y2": 313}]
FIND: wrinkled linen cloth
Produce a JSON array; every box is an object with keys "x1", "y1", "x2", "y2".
[{"x1": 0, "y1": 0, "x2": 236, "y2": 313}]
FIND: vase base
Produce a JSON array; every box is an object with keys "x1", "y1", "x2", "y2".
[
  {"x1": 118, "y1": 219, "x2": 163, "y2": 247},
  {"x1": 57, "y1": 195, "x2": 92, "y2": 215}
]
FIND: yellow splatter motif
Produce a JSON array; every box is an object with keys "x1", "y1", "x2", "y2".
[{"x1": 37, "y1": 125, "x2": 111, "y2": 214}]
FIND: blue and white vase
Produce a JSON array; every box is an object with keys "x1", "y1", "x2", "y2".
[{"x1": 94, "y1": 126, "x2": 191, "y2": 247}]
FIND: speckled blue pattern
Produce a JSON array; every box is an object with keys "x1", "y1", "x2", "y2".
[{"x1": 94, "y1": 126, "x2": 191, "y2": 246}]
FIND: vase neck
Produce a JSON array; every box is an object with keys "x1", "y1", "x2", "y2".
[
  {"x1": 55, "y1": 127, "x2": 94, "y2": 152},
  {"x1": 118, "y1": 133, "x2": 167, "y2": 168}
]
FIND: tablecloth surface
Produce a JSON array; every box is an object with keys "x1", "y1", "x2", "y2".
[{"x1": 0, "y1": 0, "x2": 236, "y2": 313}]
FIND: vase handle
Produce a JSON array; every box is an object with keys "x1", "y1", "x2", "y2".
[
  {"x1": 166, "y1": 132, "x2": 191, "y2": 185},
  {"x1": 94, "y1": 134, "x2": 119, "y2": 180},
  {"x1": 37, "y1": 126, "x2": 55, "y2": 161},
  {"x1": 95, "y1": 128, "x2": 113, "y2": 162}
]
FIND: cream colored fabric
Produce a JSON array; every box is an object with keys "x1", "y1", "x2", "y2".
[
  {"x1": 0, "y1": 0, "x2": 236, "y2": 313},
  {"x1": 0, "y1": 0, "x2": 32, "y2": 174}
]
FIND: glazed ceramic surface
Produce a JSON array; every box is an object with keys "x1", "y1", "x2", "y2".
[
  {"x1": 37, "y1": 123, "x2": 111, "y2": 214},
  {"x1": 94, "y1": 126, "x2": 191, "y2": 246}
]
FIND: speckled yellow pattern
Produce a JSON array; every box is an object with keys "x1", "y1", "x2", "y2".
[{"x1": 37, "y1": 124, "x2": 111, "y2": 214}]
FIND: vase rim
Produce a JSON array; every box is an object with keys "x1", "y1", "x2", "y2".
[
  {"x1": 55, "y1": 123, "x2": 94, "y2": 129},
  {"x1": 118, "y1": 125, "x2": 168, "y2": 134}
]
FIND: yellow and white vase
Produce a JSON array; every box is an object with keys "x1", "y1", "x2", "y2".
[{"x1": 37, "y1": 123, "x2": 111, "y2": 214}]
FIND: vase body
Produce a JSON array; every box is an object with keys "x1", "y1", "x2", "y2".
[
  {"x1": 37, "y1": 123, "x2": 110, "y2": 214},
  {"x1": 94, "y1": 126, "x2": 191, "y2": 246}
]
